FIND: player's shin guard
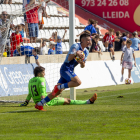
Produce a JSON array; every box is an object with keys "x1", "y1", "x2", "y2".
[
  {"x1": 70, "y1": 100, "x2": 87, "y2": 105},
  {"x1": 39, "y1": 96, "x2": 51, "y2": 105}
]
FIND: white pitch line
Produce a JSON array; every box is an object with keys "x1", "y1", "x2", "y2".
[{"x1": 0, "y1": 91, "x2": 139, "y2": 114}]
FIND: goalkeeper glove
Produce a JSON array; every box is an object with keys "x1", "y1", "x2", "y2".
[
  {"x1": 20, "y1": 101, "x2": 29, "y2": 106},
  {"x1": 34, "y1": 55, "x2": 39, "y2": 60}
]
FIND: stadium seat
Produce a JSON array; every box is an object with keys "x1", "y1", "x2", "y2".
[
  {"x1": 58, "y1": 17, "x2": 63, "y2": 27},
  {"x1": 75, "y1": 17, "x2": 80, "y2": 26},
  {"x1": 46, "y1": 6, "x2": 50, "y2": 15},
  {"x1": 38, "y1": 30, "x2": 42, "y2": 39},
  {"x1": 40, "y1": 30, "x2": 46, "y2": 38},
  {"x1": 52, "y1": 6, "x2": 58, "y2": 15},
  {"x1": 62, "y1": 42, "x2": 66, "y2": 52},
  {"x1": 65, "y1": 42, "x2": 69, "y2": 51},
  {"x1": 45, "y1": 30, "x2": 51, "y2": 39},
  {"x1": 10, "y1": 4, "x2": 16, "y2": 15}
]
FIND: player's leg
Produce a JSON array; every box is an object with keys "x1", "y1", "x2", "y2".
[
  {"x1": 121, "y1": 65, "x2": 125, "y2": 82},
  {"x1": 47, "y1": 93, "x2": 97, "y2": 106},
  {"x1": 105, "y1": 41, "x2": 109, "y2": 52},
  {"x1": 28, "y1": 23, "x2": 34, "y2": 43},
  {"x1": 109, "y1": 44, "x2": 115, "y2": 60},
  {"x1": 128, "y1": 69, "x2": 131, "y2": 79},
  {"x1": 35, "y1": 71, "x2": 82, "y2": 109}
]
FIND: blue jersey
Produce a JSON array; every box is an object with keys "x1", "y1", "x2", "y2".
[
  {"x1": 13, "y1": 45, "x2": 34, "y2": 57},
  {"x1": 61, "y1": 43, "x2": 89, "y2": 72},
  {"x1": 48, "y1": 49, "x2": 54, "y2": 55},
  {"x1": 55, "y1": 42, "x2": 63, "y2": 54},
  {"x1": 84, "y1": 24, "x2": 97, "y2": 35},
  {"x1": 130, "y1": 37, "x2": 140, "y2": 50},
  {"x1": 19, "y1": 29, "x2": 24, "y2": 38}
]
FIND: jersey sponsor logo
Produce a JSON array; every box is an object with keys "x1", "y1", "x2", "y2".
[{"x1": 41, "y1": 82, "x2": 44, "y2": 86}]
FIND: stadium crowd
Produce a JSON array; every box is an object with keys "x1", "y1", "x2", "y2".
[{"x1": 0, "y1": 1, "x2": 140, "y2": 62}]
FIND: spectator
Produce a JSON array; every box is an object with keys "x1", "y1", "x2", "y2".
[
  {"x1": 49, "y1": 32, "x2": 57, "y2": 42},
  {"x1": 13, "y1": 45, "x2": 40, "y2": 65},
  {"x1": 126, "y1": 32, "x2": 130, "y2": 39},
  {"x1": 121, "y1": 32, "x2": 127, "y2": 50},
  {"x1": 3, "y1": 47, "x2": 7, "y2": 57},
  {"x1": 77, "y1": 19, "x2": 97, "y2": 37},
  {"x1": 3, "y1": 0, "x2": 12, "y2": 4},
  {"x1": 10, "y1": 25, "x2": 23, "y2": 56},
  {"x1": 120, "y1": 40, "x2": 136, "y2": 82},
  {"x1": 19, "y1": 22, "x2": 25, "y2": 38},
  {"x1": 94, "y1": 20, "x2": 101, "y2": 35},
  {"x1": 130, "y1": 31, "x2": 140, "y2": 51},
  {"x1": 115, "y1": 31, "x2": 122, "y2": 51},
  {"x1": 40, "y1": 39, "x2": 48, "y2": 55},
  {"x1": 55, "y1": 29, "x2": 67, "y2": 54},
  {"x1": 38, "y1": 1, "x2": 50, "y2": 29},
  {"x1": 26, "y1": 2, "x2": 41, "y2": 43},
  {"x1": 89, "y1": 35, "x2": 102, "y2": 55},
  {"x1": 0, "y1": 11, "x2": 14, "y2": 49},
  {"x1": 48, "y1": 41, "x2": 56, "y2": 55},
  {"x1": 103, "y1": 28, "x2": 115, "y2": 60}
]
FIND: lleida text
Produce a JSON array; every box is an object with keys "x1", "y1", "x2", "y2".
[{"x1": 103, "y1": 11, "x2": 130, "y2": 18}]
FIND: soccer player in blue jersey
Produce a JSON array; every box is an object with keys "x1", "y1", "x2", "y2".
[
  {"x1": 35, "y1": 33, "x2": 97, "y2": 110},
  {"x1": 13, "y1": 45, "x2": 40, "y2": 65}
]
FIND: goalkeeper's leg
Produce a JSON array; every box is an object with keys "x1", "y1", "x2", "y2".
[{"x1": 47, "y1": 93, "x2": 97, "y2": 106}]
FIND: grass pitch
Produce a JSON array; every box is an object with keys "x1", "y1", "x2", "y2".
[{"x1": 0, "y1": 83, "x2": 140, "y2": 140}]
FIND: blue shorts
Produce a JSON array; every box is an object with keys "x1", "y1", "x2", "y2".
[
  {"x1": 108, "y1": 43, "x2": 113, "y2": 52},
  {"x1": 28, "y1": 23, "x2": 39, "y2": 37},
  {"x1": 24, "y1": 13, "x2": 26, "y2": 22},
  {"x1": 58, "y1": 68, "x2": 77, "y2": 84}
]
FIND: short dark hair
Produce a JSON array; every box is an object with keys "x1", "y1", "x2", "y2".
[
  {"x1": 132, "y1": 32, "x2": 138, "y2": 37},
  {"x1": 95, "y1": 35, "x2": 99, "y2": 39},
  {"x1": 109, "y1": 28, "x2": 114, "y2": 32},
  {"x1": 116, "y1": 31, "x2": 121, "y2": 36},
  {"x1": 84, "y1": 30, "x2": 91, "y2": 35},
  {"x1": 34, "y1": 66, "x2": 45, "y2": 77},
  {"x1": 126, "y1": 40, "x2": 132, "y2": 45},
  {"x1": 34, "y1": 47, "x2": 40, "y2": 54},
  {"x1": 95, "y1": 20, "x2": 98, "y2": 24},
  {"x1": 16, "y1": 25, "x2": 22, "y2": 29},
  {"x1": 122, "y1": 32, "x2": 127, "y2": 37},
  {"x1": 80, "y1": 33, "x2": 90, "y2": 42},
  {"x1": 42, "y1": 40, "x2": 46, "y2": 44},
  {"x1": 125, "y1": 32, "x2": 129, "y2": 36},
  {"x1": 88, "y1": 19, "x2": 95, "y2": 25}
]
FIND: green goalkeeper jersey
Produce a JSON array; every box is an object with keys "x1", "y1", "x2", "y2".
[{"x1": 26, "y1": 77, "x2": 47, "y2": 104}]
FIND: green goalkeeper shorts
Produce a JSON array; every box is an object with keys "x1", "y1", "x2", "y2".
[{"x1": 47, "y1": 97, "x2": 65, "y2": 106}]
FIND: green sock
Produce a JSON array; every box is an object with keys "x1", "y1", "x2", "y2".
[{"x1": 70, "y1": 100, "x2": 87, "y2": 105}]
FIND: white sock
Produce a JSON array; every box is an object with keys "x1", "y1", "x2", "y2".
[{"x1": 86, "y1": 100, "x2": 91, "y2": 104}]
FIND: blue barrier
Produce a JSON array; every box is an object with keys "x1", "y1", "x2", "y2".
[
  {"x1": 0, "y1": 64, "x2": 34, "y2": 97},
  {"x1": 131, "y1": 58, "x2": 140, "y2": 83}
]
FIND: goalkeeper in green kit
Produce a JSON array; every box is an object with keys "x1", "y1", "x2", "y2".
[{"x1": 20, "y1": 66, "x2": 97, "y2": 109}]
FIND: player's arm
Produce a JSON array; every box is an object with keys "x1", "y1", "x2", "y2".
[
  {"x1": 68, "y1": 45, "x2": 84, "y2": 61},
  {"x1": 77, "y1": 61, "x2": 85, "y2": 68},
  {"x1": 54, "y1": 31, "x2": 57, "y2": 42},
  {"x1": 76, "y1": 31, "x2": 85, "y2": 37},
  {"x1": 35, "y1": 59, "x2": 40, "y2": 66},
  {"x1": 20, "y1": 84, "x2": 31, "y2": 106},
  {"x1": 62, "y1": 29, "x2": 67, "y2": 42}
]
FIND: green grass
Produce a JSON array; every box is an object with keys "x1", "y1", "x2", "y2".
[{"x1": 1, "y1": 83, "x2": 140, "y2": 140}]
